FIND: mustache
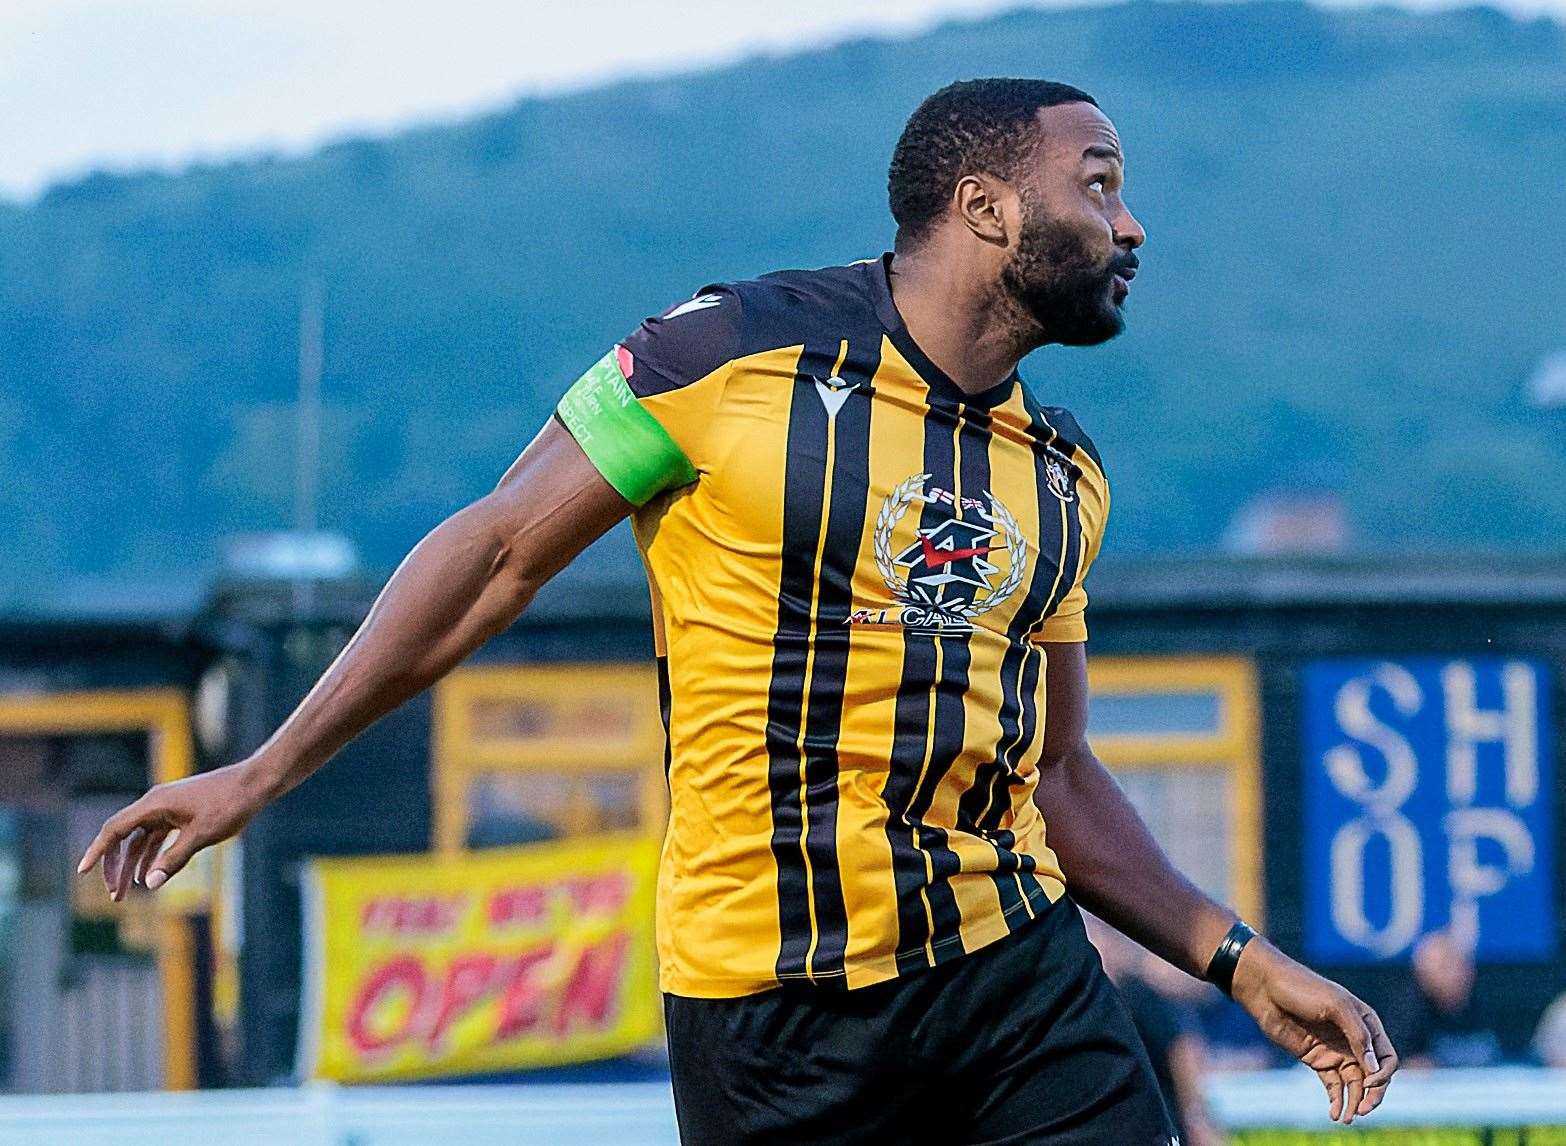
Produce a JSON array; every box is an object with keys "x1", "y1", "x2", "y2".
[{"x1": 1106, "y1": 251, "x2": 1139, "y2": 278}]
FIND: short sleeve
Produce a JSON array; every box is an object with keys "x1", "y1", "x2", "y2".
[
  {"x1": 554, "y1": 285, "x2": 740, "y2": 506},
  {"x1": 1037, "y1": 469, "x2": 1109, "y2": 643}
]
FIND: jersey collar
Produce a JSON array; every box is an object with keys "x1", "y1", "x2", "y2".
[{"x1": 865, "y1": 252, "x2": 1021, "y2": 411}]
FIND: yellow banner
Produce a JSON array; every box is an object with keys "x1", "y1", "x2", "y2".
[{"x1": 298, "y1": 834, "x2": 660, "y2": 1082}]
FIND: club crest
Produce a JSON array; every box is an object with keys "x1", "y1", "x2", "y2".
[
  {"x1": 850, "y1": 473, "x2": 1028, "y2": 634},
  {"x1": 1044, "y1": 454, "x2": 1075, "y2": 503}
]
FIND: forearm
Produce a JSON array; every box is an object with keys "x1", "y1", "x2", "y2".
[
  {"x1": 243, "y1": 496, "x2": 543, "y2": 799},
  {"x1": 1037, "y1": 740, "x2": 1237, "y2": 979}
]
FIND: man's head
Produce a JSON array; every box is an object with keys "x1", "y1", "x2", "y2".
[
  {"x1": 1413, "y1": 930, "x2": 1476, "y2": 1015},
  {"x1": 888, "y1": 78, "x2": 1145, "y2": 347}
]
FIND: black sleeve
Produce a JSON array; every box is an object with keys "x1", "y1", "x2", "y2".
[{"x1": 616, "y1": 284, "x2": 743, "y2": 398}]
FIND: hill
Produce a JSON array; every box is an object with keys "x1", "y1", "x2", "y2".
[{"x1": 3, "y1": 1, "x2": 1564, "y2": 602}]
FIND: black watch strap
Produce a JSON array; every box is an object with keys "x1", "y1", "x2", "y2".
[{"x1": 1204, "y1": 920, "x2": 1258, "y2": 997}]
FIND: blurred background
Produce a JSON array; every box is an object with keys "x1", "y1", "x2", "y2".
[{"x1": 1, "y1": 0, "x2": 1564, "y2": 1141}]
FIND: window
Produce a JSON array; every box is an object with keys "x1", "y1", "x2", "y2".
[
  {"x1": 432, "y1": 658, "x2": 1265, "y2": 923},
  {"x1": 1087, "y1": 657, "x2": 1264, "y2": 924},
  {"x1": 431, "y1": 665, "x2": 667, "y2": 854}
]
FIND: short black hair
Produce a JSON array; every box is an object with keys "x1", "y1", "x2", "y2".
[{"x1": 888, "y1": 78, "x2": 1098, "y2": 248}]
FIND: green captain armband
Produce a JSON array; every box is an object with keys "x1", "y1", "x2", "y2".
[{"x1": 555, "y1": 351, "x2": 698, "y2": 507}]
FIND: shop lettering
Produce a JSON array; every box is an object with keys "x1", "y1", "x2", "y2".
[
  {"x1": 360, "y1": 894, "x2": 469, "y2": 936},
  {"x1": 486, "y1": 873, "x2": 631, "y2": 928},
  {"x1": 1321, "y1": 660, "x2": 1542, "y2": 956}
]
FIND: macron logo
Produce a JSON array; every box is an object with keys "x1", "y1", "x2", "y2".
[
  {"x1": 813, "y1": 374, "x2": 861, "y2": 418},
  {"x1": 663, "y1": 294, "x2": 724, "y2": 320}
]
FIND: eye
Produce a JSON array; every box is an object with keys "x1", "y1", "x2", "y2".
[{"x1": 1087, "y1": 178, "x2": 1107, "y2": 196}]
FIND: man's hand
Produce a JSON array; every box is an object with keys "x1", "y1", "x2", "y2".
[
  {"x1": 77, "y1": 762, "x2": 269, "y2": 900},
  {"x1": 1231, "y1": 938, "x2": 1398, "y2": 1124}
]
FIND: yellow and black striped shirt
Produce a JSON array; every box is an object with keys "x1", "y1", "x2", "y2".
[{"x1": 557, "y1": 255, "x2": 1108, "y2": 997}]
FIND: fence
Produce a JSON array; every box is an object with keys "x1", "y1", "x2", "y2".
[{"x1": 1, "y1": 1068, "x2": 1565, "y2": 1145}]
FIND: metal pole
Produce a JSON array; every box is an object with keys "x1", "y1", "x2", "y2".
[{"x1": 293, "y1": 277, "x2": 324, "y2": 615}]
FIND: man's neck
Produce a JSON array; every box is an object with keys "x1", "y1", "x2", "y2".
[{"x1": 886, "y1": 246, "x2": 1041, "y2": 396}]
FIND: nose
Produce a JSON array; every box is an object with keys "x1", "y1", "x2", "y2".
[{"x1": 1113, "y1": 200, "x2": 1146, "y2": 251}]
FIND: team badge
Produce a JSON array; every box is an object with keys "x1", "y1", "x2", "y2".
[
  {"x1": 1044, "y1": 453, "x2": 1075, "y2": 503},
  {"x1": 849, "y1": 473, "x2": 1028, "y2": 634}
]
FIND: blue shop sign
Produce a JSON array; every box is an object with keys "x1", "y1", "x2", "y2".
[{"x1": 1303, "y1": 657, "x2": 1554, "y2": 963}]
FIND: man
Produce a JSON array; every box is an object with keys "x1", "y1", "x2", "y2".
[
  {"x1": 1382, "y1": 929, "x2": 1503, "y2": 1069},
  {"x1": 80, "y1": 79, "x2": 1396, "y2": 1143}
]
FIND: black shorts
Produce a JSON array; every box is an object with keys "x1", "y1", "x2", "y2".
[{"x1": 664, "y1": 897, "x2": 1176, "y2": 1146}]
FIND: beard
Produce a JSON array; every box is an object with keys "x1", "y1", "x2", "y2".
[{"x1": 1000, "y1": 196, "x2": 1130, "y2": 347}]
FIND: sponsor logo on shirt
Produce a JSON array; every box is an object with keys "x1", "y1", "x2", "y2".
[
  {"x1": 848, "y1": 473, "x2": 1027, "y2": 635},
  {"x1": 811, "y1": 373, "x2": 863, "y2": 417},
  {"x1": 661, "y1": 293, "x2": 724, "y2": 320}
]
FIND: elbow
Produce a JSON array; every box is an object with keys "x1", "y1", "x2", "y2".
[
  {"x1": 488, "y1": 547, "x2": 544, "y2": 613},
  {"x1": 485, "y1": 538, "x2": 545, "y2": 614},
  {"x1": 1037, "y1": 736, "x2": 1087, "y2": 776}
]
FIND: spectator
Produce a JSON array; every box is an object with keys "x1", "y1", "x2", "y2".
[
  {"x1": 1532, "y1": 992, "x2": 1566, "y2": 1067},
  {"x1": 1086, "y1": 915, "x2": 1227, "y2": 1146},
  {"x1": 1380, "y1": 929, "x2": 1503, "y2": 1069}
]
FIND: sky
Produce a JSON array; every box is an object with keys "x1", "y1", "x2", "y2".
[{"x1": 3, "y1": 0, "x2": 1564, "y2": 202}]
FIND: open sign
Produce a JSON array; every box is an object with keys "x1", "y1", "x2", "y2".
[{"x1": 297, "y1": 834, "x2": 660, "y2": 1082}]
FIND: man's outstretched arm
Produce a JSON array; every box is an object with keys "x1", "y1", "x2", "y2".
[
  {"x1": 78, "y1": 419, "x2": 632, "y2": 897},
  {"x1": 1035, "y1": 640, "x2": 1399, "y2": 1125}
]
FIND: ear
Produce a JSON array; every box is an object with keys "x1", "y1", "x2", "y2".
[{"x1": 952, "y1": 173, "x2": 1017, "y2": 246}]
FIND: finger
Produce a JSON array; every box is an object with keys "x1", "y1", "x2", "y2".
[
  {"x1": 1321, "y1": 1068, "x2": 1344, "y2": 1123},
  {"x1": 1333, "y1": 999, "x2": 1379, "y2": 1079},
  {"x1": 134, "y1": 828, "x2": 172, "y2": 886},
  {"x1": 101, "y1": 836, "x2": 121, "y2": 896},
  {"x1": 146, "y1": 829, "x2": 203, "y2": 890},
  {"x1": 98, "y1": 816, "x2": 135, "y2": 892},
  {"x1": 1358, "y1": 1072, "x2": 1394, "y2": 1114},
  {"x1": 1362, "y1": 1007, "x2": 1399, "y2": 1089},
  {"x1": 104, "y1": 827, "x2": 138, "y2": 898},
  {"x1": 78, "y1": 806, "x2": 140, "y2": 876},
  {"x1": 1342, "y1": 1066, "x2": 1365, "y2": 1125},
  {"x1": 114, "y1": 828, "x2": 148, "y2": 901},
  {"x1": 1361, "y1": 1077, "x2": 1391, "y2": 1117},
  {"x1": 1360, "y1": 1044, "x2": 1397, "y2": 1117}
]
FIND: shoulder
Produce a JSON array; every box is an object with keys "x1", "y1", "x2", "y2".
[
  {"x1": 619, "y1": 260, "x2": 880, "y2": 396},
  {"x1": 725, "y1": 260, "x2": 883, "y2": 356},
  {"x1": 617, "y1": 284, "x2": 744, "y2": 397},
  {"x1": 1033, "y1": 400, "x2": 1105, "y2": 479},
  {"x1": 737, "y1": 261, "x2": 877, "y2": 318}
]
